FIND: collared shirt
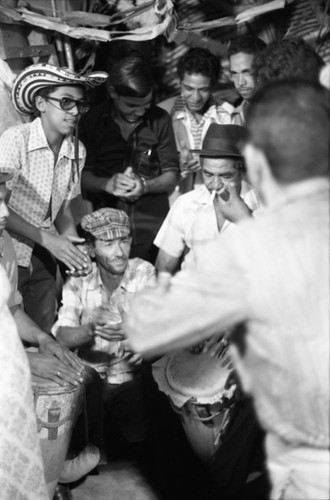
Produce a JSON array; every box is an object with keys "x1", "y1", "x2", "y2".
[
  {"x1": 231, "y1": 100, "x2": 250, "y2": 125},
  {"x1": 52, "y1": 258, "x2": 156, "y2": 384},
  {"x1": 0, "y1": 265, "x2": 48, "y2": 500},
  {"x1": 0, "y1": 117, "x2": 85, "y2": 267},
  {"x1": 130, "y1": 179, "x2": 330, "y2": 448},
  {"x1": 0, "y1": 230, "x2": 22, "y2": 308},
  {"x1": 154, "y1": 182, "x2": 260, "y2": 268}
]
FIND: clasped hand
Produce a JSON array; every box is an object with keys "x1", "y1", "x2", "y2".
[{"x1": 105, "y1": 167, "x2": 144, "y2": 202}]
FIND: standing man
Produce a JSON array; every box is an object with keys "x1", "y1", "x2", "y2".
[
  {"x1": 0, "y1": 63, "x2": 107, "y2": 332},
  {"x1": 79, "y1": 56, "x2": 179, "y2": 264},
  {"x1": 228, "y1": 35, "x2": 266, "y2": 124},
  {"x1": 154, "y1": 124, "x2": 259, "y2": 274},
  {"x1": 159, "y1": 47, "x2": 234, "y2": 193},
  {"x1": 125, "y1": 80, "x2": 330, "y2": 500}
]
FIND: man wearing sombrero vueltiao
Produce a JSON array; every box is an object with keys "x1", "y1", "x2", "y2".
[{"x1": 0, "y1": 63, "x2": 107, "y2": 333}]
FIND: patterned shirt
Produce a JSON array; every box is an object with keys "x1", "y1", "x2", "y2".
[
  {"x1": 0, "y1": 117, "x2": 85, "y2": 267},
  {"x1": 0, "y1": 230, "x2": 22, "y2": 308},
  {"x1": 0, "y1": 265, "x2": 48, "y2": 500},
  {"x1": 52, "y1": 258, "x2": 156, "y2": 384},
  {"x1": 154, "y1": 182, "x2": 260, "y2": 268}
]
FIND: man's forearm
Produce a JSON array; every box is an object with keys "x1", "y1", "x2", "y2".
[
  {"x1": 11, "y1": 306, "x2": 52, "y2": 344},
  {"x1": 81, "y1": 169, "x2": 108, "y2": 193},
  {"x1": 143, "y1": 171, "x2": 178, "y2": 194},
  {"x1": 54, "y1": 199, "x2": 78, "y2": 236},
  {"x1": 7, "y1": 208, "x2": 43, "y2": 245}
]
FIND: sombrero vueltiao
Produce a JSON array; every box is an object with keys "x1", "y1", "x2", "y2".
[{"x1": 12, "y1": 63, "x2": 108, "y2": 115}]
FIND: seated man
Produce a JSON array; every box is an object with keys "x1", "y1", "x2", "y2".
[
  {"x1": 52, "y1": 208, "x2": 156, "y2": 456},
  {"x1": 159, "y1": 47, "x2": 234, "y2": 193},
  {"x1": 154, "y1": 124, "x2": 260, "y2": 274}
]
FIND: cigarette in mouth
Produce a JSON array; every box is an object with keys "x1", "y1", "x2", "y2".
[{"x1": 211, "y1": 190, "x2": 217, "y2": 202}]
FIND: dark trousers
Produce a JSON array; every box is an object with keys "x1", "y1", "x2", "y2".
[{"x1": 18, "y1": 244, "x2": 57, "y2": 333}]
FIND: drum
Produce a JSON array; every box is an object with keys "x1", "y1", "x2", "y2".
[
  {"x1": 153, "y1": 344, "x2": 241, "y2": 463},
  {"x1": 32, "y1": 374, "x2": 85, "y2": 498}
]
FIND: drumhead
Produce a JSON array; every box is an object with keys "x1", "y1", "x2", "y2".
[{"x1": 165, "y1": 349, "x2": 234, "y2": 401}]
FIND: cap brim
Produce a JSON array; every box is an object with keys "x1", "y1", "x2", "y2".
[{"x1": 190, "y1": 149, "x2": 242, "y2": 158}]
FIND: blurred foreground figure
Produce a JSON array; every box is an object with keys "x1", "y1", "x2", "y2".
[
  {"x1": 125, "y1": 80, "x2": 330, "y2": 500},
  {"x1": 0, "y1": 269, "x2": 48, "y2": 499}
]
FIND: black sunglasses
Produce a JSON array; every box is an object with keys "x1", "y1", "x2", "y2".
[{"x1": 46, "y1": 96, "x2": 90, "y2": 114}]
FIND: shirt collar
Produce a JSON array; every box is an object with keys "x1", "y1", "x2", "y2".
[
  {"x1": 27, "y1": 117, "x2": 83, "y2": 160},
  {"x1": 171, "y1": 96, "x2": 217, "y2": 121}
]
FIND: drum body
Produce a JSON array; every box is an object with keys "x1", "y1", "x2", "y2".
[
  {"x1": 32, "y1": 376, "x2": 84, "y2": 499},
  {"x1": 155, "y1": 346, "x2": 241, "y2": 463}
]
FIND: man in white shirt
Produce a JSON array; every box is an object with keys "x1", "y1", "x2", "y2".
[{"x1": 154, "y1": 124, "x2": 259, "y2": 274}]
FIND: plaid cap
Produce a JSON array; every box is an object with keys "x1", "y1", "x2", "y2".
[{"x1": 81, "y1": 208, "x2": 130, "y2": 241}]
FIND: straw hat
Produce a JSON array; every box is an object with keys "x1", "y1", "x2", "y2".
[
  {"x1": 191, "y1": 124, "x2": 245, "y2": 158},
  {"x1": 12, "y1": 63, "x2": 108, "y2": 115}
]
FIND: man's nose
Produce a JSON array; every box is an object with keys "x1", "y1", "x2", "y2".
[
  {"x1": 212, "y1": 177, "x2": 223, "y2": 191},
  {"x1": 238, "y1": 73, "x2": 246, "y2": 86},
  {"x1": 191, "y1": 90, "x2": 201, "y2": 100},
  {"x1": 68, "y1": 104, "x2": 80, "y2": 116},
  {"x1": 0, "y1": 202, "x2": 9, "y2": 219},
  {"x1": 135, "y1": 106, "x2": 148, "y2": 117}
]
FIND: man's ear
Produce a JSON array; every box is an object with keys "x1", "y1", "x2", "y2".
[
  {"x1": 34, "y1": 95, "x2": 46, "y2": 114},
  {"x1": 86, "y1": 242, "x2": 96, "y2": 259},
  {"x1": 244, "y1": 143, "x2": 270, "y2": 189}
]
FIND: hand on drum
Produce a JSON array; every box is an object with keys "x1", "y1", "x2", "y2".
[
  {"x1": 39, "y1": 335, "x2": 83, "y2": 370},
  {"x1": 27, "y1": 351, "x2": 84, "y2": 386}
]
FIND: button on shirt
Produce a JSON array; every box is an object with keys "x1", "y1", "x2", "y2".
[
  {"x1": 52, "y1": 258, "x2": 156, "y2": 384},
  {"x1": 154, "y1": 182, "x2": 260, "y2": 268},
  {"x1": 0, "y1": 117, "x2": 85, "y2": 267}
]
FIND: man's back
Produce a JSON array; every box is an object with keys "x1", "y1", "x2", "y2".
[{"x1": 202, "y1": 181, "x2": 329, "y2": 447}]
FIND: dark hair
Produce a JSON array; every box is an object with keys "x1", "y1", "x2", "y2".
[
  {"x1": 177, "y1": 48, "x2": 221, "y2": 87},
  {"x1": 245, "y1": 79, "x2": 330, "y2": 183},
  {"x1": 106, "y1": 56, "x2": 154, "y2": 98},
  {"x1": 228, "y1": 35, "x2": 266, "y2": 58},
  {"x1": 253, "y1": 37, "x2": 324, "y2": 88}
]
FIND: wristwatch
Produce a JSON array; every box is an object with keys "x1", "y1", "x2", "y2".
[{"x1": 140, "y1": 176, "x2": 148, "y2": 194}]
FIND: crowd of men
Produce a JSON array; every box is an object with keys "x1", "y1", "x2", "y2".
[{"x1": 0, "y1": 34, "x2": 328, "y2": 500}]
